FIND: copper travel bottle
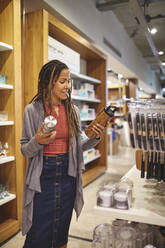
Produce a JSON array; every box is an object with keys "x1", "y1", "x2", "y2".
[{"x1": 85, "y1": 105, "x2": 118, "y2": 139}]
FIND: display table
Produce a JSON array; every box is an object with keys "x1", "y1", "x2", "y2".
[{"x1": 94, "y1": 165, "x2": 165, "y2": 226}]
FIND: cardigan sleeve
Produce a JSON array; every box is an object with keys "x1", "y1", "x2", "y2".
[{"x1": 20, "y1": 105, "x2": 43, "y2": 158}]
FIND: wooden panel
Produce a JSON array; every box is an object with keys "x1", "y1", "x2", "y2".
[
  {"x1": 128, "y1": 80, "x2": 137, "y2": 99},
  {"x1": 25, "y1": 10, "x2": 48, "y2": 105},
  {"x1": 82, "y1": 165, "x2": 105, "y2": 187},
  {"x1": 48, "y1": 13, "x2": 105, "y2": 60},
  {"x1": 136, "y1": 149, "x2": 149, "y2": 172},
  {"x1": 13, "y1": 0, "x2": 24, "y2": 225},
  {"x1": 0, "y1": 219, "x2": 19, "y2": 243},
  {"x1": 0, "y1": 0, "x2": 13, "y2": 44}
]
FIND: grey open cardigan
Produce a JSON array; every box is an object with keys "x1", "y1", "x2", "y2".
[{"x1": 20, "y1": 100, "x2": 100, "y2": 235}]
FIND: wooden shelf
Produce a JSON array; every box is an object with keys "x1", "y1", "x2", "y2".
[
  {"x1": 82, "y1": 165, "x2": 105, "y2": 187},
  {"x1": 0, "y1": 193, "x2": 16, "y2": 206},
  {"x1": 0, "y1": 219, "x2": 19, "y2": 243},
  {"x1": 0, "y1": 41, "x2": 13, "y2": 51},
  {"x1": 0, "y1": 0, "x2": 24, "y2": 243},
  {"x1": 0, "y1": 156, "x2": 15, "y2": 164},
  {"x1": 72, "y1": 95, "x2": 101, "y2": 103},
  {"x1": 0, "y1": 84, "x2": 13, "y2": 89},
  {"x1": 108, "y1": 84, "x2": 127, "y2": 115},
  {"x1": 0, "y1": 121, "x2": 14, "y2": 126},
  {"x1": 108, "y1": 84, "x2": 123, "y2": 89},
  {"x1": 71, "y1": 71, "x2": 101, "y2": 84},
  {"x1": 84, "y1": 154, "x2": 101, "y2": 165},
  {"x1": 94, "y1": 166, "x2": 165, "y2": 227}
]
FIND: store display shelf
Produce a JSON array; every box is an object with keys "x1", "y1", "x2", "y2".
[
  {"x1": 0, "y1": 156, "x2": 15, "y2": 164},
  {"x1": 0, "y1": 121, "x2": 14, "y2": 126},
  {"x1": 108, "y1": 84, "x2": 123, "y2": 89},
  {"x1": 0, "y1": 83, "x2": 13, "y2": 89},
  {"x1": 0, "y1": 42, "x2": 13, "y2": 51},
  {"x1": 71, "y1": 71, "x2": 101, "y2": 84},
  {"x1": 72, "y1": 95, "x2": 100, "y2": 103},
  {"x1": 94, "y1": 165, "x2": 165, "y2": 227},
  {"x1": 0, "y1": 218, "x2": 19, "y2": 243},
  {"x1": 84, "y1": 154, "x2": 101, "y2": 165},
  {"x1": 0, "y1": 193, "x2": 16, "y2": 206}
]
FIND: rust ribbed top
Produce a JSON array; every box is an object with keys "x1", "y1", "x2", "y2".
[{"x1": 43, "y1": 103, "x2": 69, "y2": 156}]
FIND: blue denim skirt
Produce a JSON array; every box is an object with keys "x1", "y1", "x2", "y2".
[{"x1": 23, "y1": 153, "x2": 76, "y2": 248}]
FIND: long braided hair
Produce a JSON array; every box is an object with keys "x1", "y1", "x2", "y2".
[{"x1": 30, "y1": 60, "x2": 81, "y2": 142}]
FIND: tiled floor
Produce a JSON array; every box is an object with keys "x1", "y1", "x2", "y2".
[{"x1": 1, "y1": 146, "x2": 135, "y2": 248}]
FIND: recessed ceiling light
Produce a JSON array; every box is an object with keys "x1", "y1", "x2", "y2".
[
  {"x1": 158, "y1": 51, "x2": 164, "y2": 55},
  {"x1": 118, "y1": 74, "x2": 123, "y2": 79},
  {"x1": 150, "y1": 28, "x2": 157, "y2": 35},
  {"x1": 162, "y1": 62, "x2": 165, "y2": 66}
]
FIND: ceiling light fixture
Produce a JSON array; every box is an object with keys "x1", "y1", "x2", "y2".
[
  {"x1": 158, "y1": 51, "x2": 164, "y2": 56},
  {"x1": 118, "y1": 74, "x2": 123, "y2": 79},
  {"x1": 150, "y1": 28, "x2": 157, "y2": 35}
]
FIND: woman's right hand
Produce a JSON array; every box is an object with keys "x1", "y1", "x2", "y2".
[{"x1": 35, "y1": 123, "x2": 56, "y2": 145}]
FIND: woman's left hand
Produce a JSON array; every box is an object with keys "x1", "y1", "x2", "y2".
[{"x1": 92, "y1": 123, "x2": 105, "y2": 139}]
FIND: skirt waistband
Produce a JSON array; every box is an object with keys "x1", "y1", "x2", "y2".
[{"x1": 43, "y1": 153, "x2": 68, "y2": 162}]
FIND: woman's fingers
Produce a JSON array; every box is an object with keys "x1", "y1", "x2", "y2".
[{"x1": 92, "y1": 123, "x2": 105, "y2": 138}]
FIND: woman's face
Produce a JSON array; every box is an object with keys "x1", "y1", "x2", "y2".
[{"x1": 51, "y1": 69, "x2": 71, "y2": 103}]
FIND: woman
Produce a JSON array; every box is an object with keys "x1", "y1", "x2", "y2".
[{"x1": 20, "y1": 60, "x2": 104, "y2": 248}]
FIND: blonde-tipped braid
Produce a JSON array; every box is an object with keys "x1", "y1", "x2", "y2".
[{"x1": 65, "y1": 89, "x2": 81, "y2": 144}]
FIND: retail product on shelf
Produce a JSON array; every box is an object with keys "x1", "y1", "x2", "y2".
[
  {"x1": 0, "y1": 74, "x2": 7, "y2": 84},
  {"x1": 0, "y1": 183, "x2": 10, "y2": 200},
  {"x1": 127, "y1": 99, "x2": 165, "y2": 152},
  {"x1": 91, "y1": 223, "x2": 113, "y2": 248},
  {"x1": 85, "y1": 105, "x2": 118, "y2": 138},
  {"x1": 97, "y1": 178, "x2": 133, "y2": 210},
  {"x1": 0, "y1": 111, "x2": 8, "y2": 121},
  {"x1": 91, "y1": 220, "x2": 164, "y2": 248},
  {"x1": 127, "y1": 99, "x2": 165, "y2": 181},
  {"x1": 136, "y1": 149, "x2": 165, "y2": 181},
  {"x1": 92, "y1": 220, "x2": 165, "y2": 248}
]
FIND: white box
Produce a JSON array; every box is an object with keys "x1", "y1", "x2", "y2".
[{"x1": 48, "y1": 36, "x2": 80, "y2": 73}]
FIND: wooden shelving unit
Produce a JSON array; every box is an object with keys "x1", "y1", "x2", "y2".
[
  {"x1": 108, "y1": 84, "x2": 128, "y2": 115},
  {"x1": 24, "y1": 9, "x2": 107, "y2": 186},
  {"x1": 0, "y1": 0, "x2": 23, "y2": 243}
]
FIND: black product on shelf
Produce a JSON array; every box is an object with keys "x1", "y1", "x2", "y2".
[
  {"x1": 127, "y1": 112, "x2": 135, "y2": 148},
  {"x1": 146, "y1": 152, "x2": 151, "y2": 179},
  {"x1": 158, "y1": 114, "x2": 165, "y2": 151},
  {"x1": 153, "y1": 114, "x2": 160, "y2": 151},
  {"x1": 141, "y1": 151, "x2": 145, "y2": 178},
  {"x1": 136, "y1": 113, "x2": 142, "y2": 149},
  {"x1": 146, "y1": 113, "x2": 154, "y2": 150},
  {"x1": 150, "y1": 151, "x2": 154, "y2": 179},
  {"x1": 154, "y1": 152, "x2": 159, "y2": 180},
  {"x1": 141, "y1": 113, "x2": 147, "y2": 150},
  {"x1": 163, "y1": 153, "x2": 165, "y2": 182},
  {"x1": 157, "y1": 152, "x2": 162, "y2": 182}
]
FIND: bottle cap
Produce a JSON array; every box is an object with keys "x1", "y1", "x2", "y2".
[{"x1": 104, "y1": 105, "x2": 118, "y2": 117}]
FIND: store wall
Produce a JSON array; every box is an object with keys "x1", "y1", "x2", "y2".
[
  {"x1": 44, "y1": 0, "x2": 160, "y2": 94},
  {"x1": 25, "y1": 0, "x2": 161, "y2": 93}
]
